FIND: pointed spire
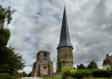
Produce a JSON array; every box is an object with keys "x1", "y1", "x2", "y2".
[{"x1": 57, "y1": 7, "x2": 73, "y2": 49}]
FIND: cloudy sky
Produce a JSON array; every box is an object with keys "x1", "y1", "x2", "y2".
[{"x1": 1, "y1": 0, "x2": 112, "y2": 73}]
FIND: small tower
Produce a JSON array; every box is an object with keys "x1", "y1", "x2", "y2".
[{"x1": 56, "y1": 7, "x2": 73, "y2": 73}]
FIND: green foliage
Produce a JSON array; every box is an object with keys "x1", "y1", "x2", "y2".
[
  {"x1": 0, "y1": 5, "x2": 15, "y2": 28},
  {"x1": 42, "y1": 77, "x2": 109, "y2": 79},
  {"x1": 57, "y1": 58, "x2": 62, "y2": 73},
  {"x1": 61, "y1": 68, "x2": 71, "y2": 79},
  {"x1": 70, "y1": 69, "x2": 77, "y2": 78},
  {"x1": 61, "y1": 68, "x2": 77, "y2": 79},
  {"x1": 0, "y1": 46, "x2": 25, "y2": 74},
  {"x1": 67, "y1": 76, "x2": 73, "y2": 79},
  {"x1": 0, "y1": 28, "x2": 10, "y2": 47},
  {"x1": 86, "y1": 77, "x2": 109, "y2": 79},
  {"x1": 95, "y1": 78, "x2": 110, "y2": 79},
  {"x1": 42, "y1": 77, "x2": 61, "y2": 79},
  {"x1": 87, "y1": 61, "x2": 98, "y2": 69},
  {"x1": 92, "y1": 70, "x2": 112, "y2": 78},
  {"x1": 74, "y1": 69, "x2": 92, "y2": 79},
  {"x1": 61, "y1": 68, "x2": 93, "y2": 79},
  {"x1": 0, "y1": 73, "x2": 11, "y2": 79},
  {"x1": 0, "y1": 5, "x2": 24, "y2": 75},
  {"x1": 77, "y1": 64, "x2": 86, "y2": 69}
]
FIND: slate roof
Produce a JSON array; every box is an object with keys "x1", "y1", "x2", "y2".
[{"x1": 57, "y1": 7, "x2": 73, "y2": 49}]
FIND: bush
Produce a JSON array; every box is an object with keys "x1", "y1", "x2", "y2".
[
  {"x1": 61, "y1": 68, "x2": 71, "y2": 79},
  {"x1": 74, "y1": 69, "x2": 92, "y2": 79},
  {"x1": 71, "y1": 69, "x2": 77, "y2": 77},
  {"x1": 0, "y1": 73, "x2": 11, "y2": 79},
  {"x1": 67, "y1": 76, "x2": 74, "y2": 79},
  {"x1": 93, "y1": 70, "x2": 112, "y2": 78},
  {"x1": 61, "y1": 68, "x2": 77, "y2": 79}
]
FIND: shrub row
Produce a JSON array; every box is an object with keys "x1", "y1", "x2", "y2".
[
  {"x1": 61, "y1": 68, "x2": 112, "y2": 79},
  {"x1": 61, "y1": 68, "x2": 92, "y2": 79},
  {"x1": 0, "y1": 73, "x2": 11, "y2": 79},
  {"x1": 93, "y1": 70, "x2": 112, "y2": 78},
  {"x1": 74, "y1": 69, "x2": 92, "y2": 78}
]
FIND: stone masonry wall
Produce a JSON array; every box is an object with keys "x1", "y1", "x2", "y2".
[{"x1": 57, "y1": 46, "x2": 73, "y2": 72}]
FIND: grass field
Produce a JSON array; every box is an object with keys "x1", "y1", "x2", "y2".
[
  {"x1": 42, "y1": 77, "x2": 109, "y2": 79},
  {"x1": 42, "y1": 77, "x2": 61, "y2": 79},
  {"x1": 95, "y1": 78, "x2": 109, "y2": 79}
]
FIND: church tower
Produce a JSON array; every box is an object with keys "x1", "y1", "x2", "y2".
[{"x1": 57, "y1": 7, "x2": 73, "y2": 73}]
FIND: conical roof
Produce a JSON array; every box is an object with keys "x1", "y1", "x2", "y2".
[{"x1": 57, "y1": 7, "x2": 73, "y2": 49}]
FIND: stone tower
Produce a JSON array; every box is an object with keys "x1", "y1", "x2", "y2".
[
  {"x1": 32, "y1": 51, "x2": 53, "y2": 77},
  {"x1": 56, "y1": 7, "x2": 73, "y2": 73}
]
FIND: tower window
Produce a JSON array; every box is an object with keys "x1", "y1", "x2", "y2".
[{"x1": 44, "y1": 52, "x2": 47, "y2": 57}]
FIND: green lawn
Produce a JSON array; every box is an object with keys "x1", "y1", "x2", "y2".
[
  {"x1": 42, "y1": 77, "x2": 109, "y2": 79},
  {"x1": 88, "y1": 78, "x2": 109, "y2": 79},
  {"x1": 42, "y1": 77, "x2": 61, "y2": 79},
  {"x1": 95, "y1": 78, "x2": 109, "y2": 79}
]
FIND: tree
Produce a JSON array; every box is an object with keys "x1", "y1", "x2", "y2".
[
  {"x1": 87, "y1": 61, "x2": 98, "y2": 69},
  {"x1": 20, "y1": 72, "x2": 27, "y2": 77},
  {"x1": 77, "y1": 64, "x2": 85, "y2": 69},
  {"x1": 0, "y1": 29, "x2": 25, "y2": 75},
  {"x1": 57, "y1": 58, "x2": 61, "y2": 73},
  {"x1": 0, "y1": 5, "x2": 15, "y2": 29},
  {"x1": 0, "y1": 5, "x2": 24, "y2": 75},
  {"x1": 0, "y1": 28, "x2": 10, "y2": 47},
  {"x1": 28, "y1": 72, "x2": 32, "y2": 77}
]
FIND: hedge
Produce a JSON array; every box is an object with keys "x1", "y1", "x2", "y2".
[
  {"x1": 0, "y1": 73, "x2": 11, "y2": 79},
  {"x1": 61, "y1": 68, "x2": 92, "y2": 79},
  {"x1": 61, "y1": 68, "x2": 112, "y2": 79},
  {"x1": 93, "y1": 70, "x2": 112, "y2": 78},
  {"x1": 74, "y1": 69, "x2": 92, "y2": 78}
]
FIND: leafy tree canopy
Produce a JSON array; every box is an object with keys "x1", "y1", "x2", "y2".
[
  {"x1": 87, "y1": 61, "x2": 98, "y2": 69},
  {"x1": 77, "y1": 64, "x2": 85, "y2": 69},
  {"x1": 0, "y1": 5, "x2": 15, "y2": 29}
]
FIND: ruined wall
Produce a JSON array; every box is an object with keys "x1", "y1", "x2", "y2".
[{"x1": 31, "y1": 51, "x2": 53, "y2": 77}]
